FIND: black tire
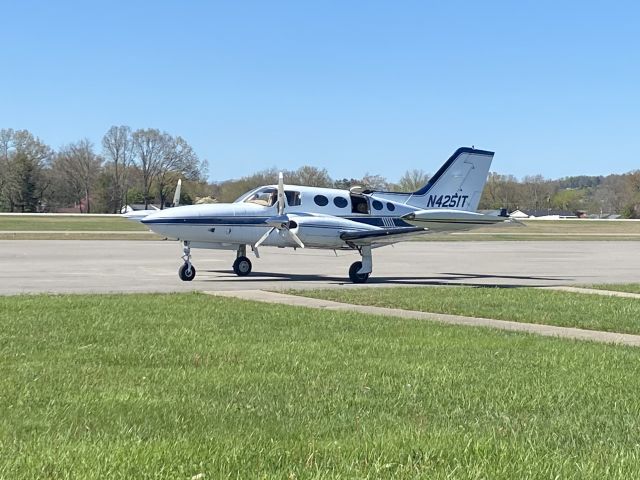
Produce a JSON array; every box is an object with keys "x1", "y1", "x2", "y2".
[
  {"x1": 233, "y1": 256, "x2": 252, "y2": 276},
  {"x1": 348, "y1": 261, "x2": 369, "y2": 283},
  {"x1": 178, "y1": 263, "x2": 196, "y2": 281}
]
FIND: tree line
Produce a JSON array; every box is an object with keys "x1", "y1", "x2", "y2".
[
  {"x1": 1, "y1": 127, "x2": 639, "y2": 217},
  {"x1": 0, "y1": 127, "x2": 208, "y2": 213}
]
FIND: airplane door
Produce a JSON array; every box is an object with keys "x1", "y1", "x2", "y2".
[{"x1": 350, "y1": 194, "x2": 369, "y2": 214}]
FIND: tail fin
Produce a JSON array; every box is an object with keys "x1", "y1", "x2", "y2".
[{"x1": 407, "y1": 147, "x2": 494, "y2": 212}]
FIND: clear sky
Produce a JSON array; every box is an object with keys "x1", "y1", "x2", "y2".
[{"x1": 1, "y1": 0, "x2": 638, "y2": 182}]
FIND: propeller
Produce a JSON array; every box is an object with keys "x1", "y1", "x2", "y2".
[
  {"x1": 254, "y1": 172, "x2": 305, "y2": 249},
  {"x1": 172, "y1": 178, "x2": 182, "y2": 207}
]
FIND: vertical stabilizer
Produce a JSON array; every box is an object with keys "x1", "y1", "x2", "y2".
[{"x1": 406, "y1": 147, "x2": 494, "y2": 211}]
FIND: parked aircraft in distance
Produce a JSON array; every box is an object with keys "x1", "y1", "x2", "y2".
[
  {"x1": 136, "y1": 147, "x2": 507, "y2": 283},
  {"x1": 122, "y1": 179, "x2": 182, "y2": 221}
]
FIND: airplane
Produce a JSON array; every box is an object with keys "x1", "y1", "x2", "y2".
[
  {"x1": 122, "y1": 179, "x2": 182, "y2": 221},
  {"x1": 138, "y1": 147, "x2": 508, "y2": 283}
]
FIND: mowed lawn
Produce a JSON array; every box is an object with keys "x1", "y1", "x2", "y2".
[
  {"x1": 2, "y1": 294, "x2": 640, "y2": 478},
  {"x1": 0, "y1": 215, "x2": 147, "y2": 231},
  {"x1": 294, "y1": 286, "x2": 640, "y2": 335},
  {"x1": 417, "y1": 219, "x2": 640, "y2": 241},
  {"x1": 587, "y1": 283, "x2": 640, "y2": 295}
]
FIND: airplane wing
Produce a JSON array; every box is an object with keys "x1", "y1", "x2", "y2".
[{"x1": 340, "y1": 226, "x2": 427, "y2": 246}]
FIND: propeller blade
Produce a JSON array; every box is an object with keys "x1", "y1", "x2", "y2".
[
  {"x1": 277, "y1": 172, "x2": 285, "y2": 216},
  {"x1": 173, "y1": 179, "x2": 182, "y2": 207},
  {"x1": 288, "y1": 230, "x2": 305, "y2": 249},
  {"x1": 254, "y1": 227, "x2": 275, "y2": 249}
]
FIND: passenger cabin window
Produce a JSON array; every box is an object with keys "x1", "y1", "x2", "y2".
[
  {"x1": 244, "y1": 188, "x2": 277, "y2": 206},
  {"x1": 333, "y1": 197, "x2": 348, "y2": 208},
  {"x1": 285, "y1": 190, "x2": 301, "y2": 206},
  {"x1": 372, "y1": 200, "x2": 383, "y2": 211},
  {"x1": 386, "y1": 202, "x2": 396, "y2": 212},
  {"x1": 314, "y1": 194, "x2": 329, "y2": 207},
  {"x1": 350, "y1": 195, "x2": 369, "y2": 214}
]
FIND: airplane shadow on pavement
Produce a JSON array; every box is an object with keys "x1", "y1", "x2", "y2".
[{"x1": 202, "y1": 270, "x2": 572, "y2": 288}]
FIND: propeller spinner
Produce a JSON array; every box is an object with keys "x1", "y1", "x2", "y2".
[{"x1": 254, "y1": 172, "x2": 305, "y2": 249}]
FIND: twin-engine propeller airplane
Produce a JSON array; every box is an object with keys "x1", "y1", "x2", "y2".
[{"x1": 137, "y1": 147, "x2": 508, "y2": 283}]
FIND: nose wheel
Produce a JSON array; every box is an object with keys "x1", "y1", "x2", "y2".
[
  {"x1": 178, "y1": 241, "x2": 196, "y2": 281},
  {"x1": 179, "y1": 263, "x2": 196, "y2": 281}
]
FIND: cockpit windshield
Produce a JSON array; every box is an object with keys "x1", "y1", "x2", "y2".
[{"x1": 243, "y1": 187, "x2": 277, "y2": 206}]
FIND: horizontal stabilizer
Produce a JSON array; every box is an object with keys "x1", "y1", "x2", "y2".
[{"x1": 402, "y1": 209, "x2": 508, "y2": 231}]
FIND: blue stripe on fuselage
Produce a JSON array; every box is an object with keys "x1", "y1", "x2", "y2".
[{"x1": 142, "y1": 215, "x2": 414, "y2": 228}]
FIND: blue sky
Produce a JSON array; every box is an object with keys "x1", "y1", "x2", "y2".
[{"x1": 1, "y1": 0, "x2": 638, "y2": 182}]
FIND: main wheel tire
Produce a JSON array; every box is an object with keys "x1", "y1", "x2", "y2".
[
  {"x1": 348, "y1": 261, "x2": 370, "y2": 283},
  {"x1": 178, "y1": 263, "x2": 196, "y2": 281},
  {"x1": 233, "y1": 256, "x2": 252, "y2": 276}
]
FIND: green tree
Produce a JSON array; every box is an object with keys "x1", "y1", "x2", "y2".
[{"x1": 0, "y1": 129, "x2": 52, "y2": 212}]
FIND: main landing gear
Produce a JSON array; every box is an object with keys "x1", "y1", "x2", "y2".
[
  {"x1": 233, "y1": 245, "x2": 252, "y2": 276},
  {"x1": 177, "y1": 242, "x2": 372, "y2": 283},
  {"x1": 178, "y1": 241, "x2": 196, "y2": 281},
  {"x1": 348, "y1": 245, "x2": 372, "y2": 283}
]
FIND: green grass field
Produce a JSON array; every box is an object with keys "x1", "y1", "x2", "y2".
[
  {"x1": 0, "y1": 215, "x2": 148, "y2": 231},
  {"x1": 2, "y1": 293, "x2": 640, "y2": 479},
  {"x1": 292, "y1": 286, "x2": 640, "y2": 335},
  {"x1": 418, "y1": 219, "x2": 640, "y2": 241},
  {"x1": 586, "y1": 283, "x2": 640, "y2": 295},
  {"x1": 0, "y1": 215, "x2": 157, "y2": 240}
]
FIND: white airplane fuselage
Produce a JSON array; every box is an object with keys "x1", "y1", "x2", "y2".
[{"x1": 142, "y1": 185, "x2": 410, "y2": 249}]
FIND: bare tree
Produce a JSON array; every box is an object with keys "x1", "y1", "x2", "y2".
[
  {"x1": 132, "y1": 129, "x2": 168, "y2": 208},
  {"x1": 397, "y1": 169, "x2": 429, "y2": 192},
  {"x1": 102, "y1": 125, "x2": 133, "y2": 213},
  {"x1": 361, "y1": 173, "x2": 390, "y2": 190},
  {"x1": 290, "y1": 165, "x2": 332, "y2": 187},
  {"x1": 53, "y1": 140, "x2": 102, "y2": 213},
  {"x1": 156, "y1": 136, "x2": 200, "y2": 208}
]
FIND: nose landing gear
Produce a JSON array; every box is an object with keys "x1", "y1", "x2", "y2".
[{"x1": 178, "y1": 241, "x2": 196, "y2": 281}]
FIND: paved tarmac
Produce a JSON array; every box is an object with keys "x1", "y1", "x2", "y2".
[{"x1": 0, "y1": 240, "x2": 638, "y2": 295}]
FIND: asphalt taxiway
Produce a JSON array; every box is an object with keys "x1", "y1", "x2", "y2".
[{"x1": 0, "y1": 240, "x2": 638, "y2": 295}]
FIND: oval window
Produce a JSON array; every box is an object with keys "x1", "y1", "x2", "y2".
[
  {"x1": 372, "y1": 200, "x2": 383, "y2": 210},
  {"x1": 333, "y1": 197, "x2": 348, "y2": 208},
  {"x1": 386, "y1": 202, "x2": 396, "y2": 212},
  {"x1": 314, "y1": 195, "x2": 329, "y2": 207}
]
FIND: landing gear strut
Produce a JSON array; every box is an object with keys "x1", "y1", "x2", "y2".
[
  {"x1": 179, "y1": 241, "x2": 196, "y2": 281},
  {"x1": 348, "y1": 245, "x2": 372, "y2": 283},
  {"x1": 233, "y1": 245, "x2": 252, "y2": 276}
]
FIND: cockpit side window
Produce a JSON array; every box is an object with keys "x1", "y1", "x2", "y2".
[
  {"x1": 350, "y1": 195, "x2": 369, "y2": 214},
  {"x1": 244, "y1": 188, "x2": 277, "y2": 206},
  {"x1": 285, "y1": 190, "x2": 301, "y2": 207}
]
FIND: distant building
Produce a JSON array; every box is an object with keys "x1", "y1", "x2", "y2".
[
  {"x1": 121, "y1": 204, "x2": 161, "y2": 214},
  {"x1": 509, "y1": 209, "x2": 584, "y2": 219}
]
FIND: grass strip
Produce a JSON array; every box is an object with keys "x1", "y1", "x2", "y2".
[
  {"x1": 2, "y1": 293, "x2": 640, "y2": 479},
  {"x1": 291, "y1": 286, "x2": 640, "y2": 335},
  {"x1": 586, "y1": 283, "x2": 640, "y2": 295},
  {"x1": 0, "y1": 216, "x2": 148, "y2": 232}
]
